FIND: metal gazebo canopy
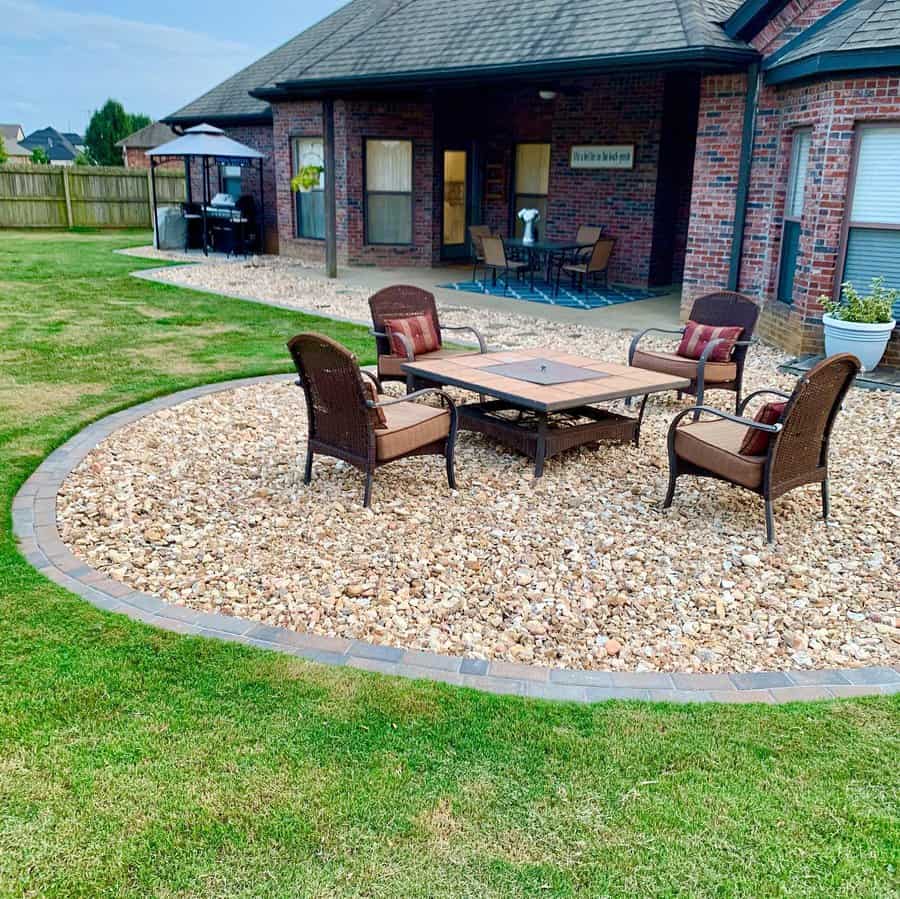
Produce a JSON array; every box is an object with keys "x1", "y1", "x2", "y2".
[{"x1": 146, "y1": 123, "x2": 266, "y2": 254}]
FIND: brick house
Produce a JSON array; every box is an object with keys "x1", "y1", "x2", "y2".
[
  {"x1": 116, "y1": 121, "x2": 178, "y2": 168},
  {"x1": 165, "y1": 0, "x2": 900, "y2": 363}
]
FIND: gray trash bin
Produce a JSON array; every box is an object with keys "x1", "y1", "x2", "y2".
[{"x1": 156, "y1": 206, "x2": 187, "y2": 250}]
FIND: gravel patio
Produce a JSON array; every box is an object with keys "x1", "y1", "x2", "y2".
[{"x1": 58, "y1": 252, "x2": 899, "y2": 674}]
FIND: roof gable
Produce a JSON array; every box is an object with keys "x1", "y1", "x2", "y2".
[
  {"x1": 21, "y1": 127, "x2": 78, "y2": 161},
  {"x1": 764, "y1": 0, "x2": 900, "y2": 83}
]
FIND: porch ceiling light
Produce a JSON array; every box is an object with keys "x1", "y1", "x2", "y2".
[{"x1": 538, "y1": 89, "x2": 558, "y2": 100}]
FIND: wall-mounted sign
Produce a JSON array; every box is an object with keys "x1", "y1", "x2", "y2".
[{"x1": 570, "y1": 145, "x2": 635, "y2": 170}]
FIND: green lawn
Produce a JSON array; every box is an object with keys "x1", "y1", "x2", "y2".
[{"x1": 0, "y1": 230, "x2": 897, "y2": 898}]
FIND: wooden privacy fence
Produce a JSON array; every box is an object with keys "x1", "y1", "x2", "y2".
[{"x1": 0, "y1": 163, "x2": 185, "y2": 229}]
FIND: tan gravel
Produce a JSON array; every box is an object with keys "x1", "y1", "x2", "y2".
[{"x1": 57, "y1": 253, "x2": 900, "y2": 672}]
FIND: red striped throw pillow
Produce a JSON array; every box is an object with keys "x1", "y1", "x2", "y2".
[
  {"x1": 360, "y1": 378, "x2": 388, "y2": 428},
  {"x1": 383, "y1": 314, "x2": 441, "y2": 358},
  {"x1": 677, "y1": 321, "x2": 743, "y2": 363},
  {"x1": 738, "y1": 401, "x2": 786, "y2": 456}
]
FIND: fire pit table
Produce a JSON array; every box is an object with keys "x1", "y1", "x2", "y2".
[{"x1": 402, "y1": 348, "x2": 690, "y2": 476}]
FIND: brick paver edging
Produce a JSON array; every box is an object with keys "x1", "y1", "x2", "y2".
[{"x1": 12, "y1": 374, "x2": 900, "y2": 705}]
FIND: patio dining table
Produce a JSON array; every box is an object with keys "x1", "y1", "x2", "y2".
[
  {"x1": 403, "y1": 347, "x2": 690, "y2": 477},
  {"x1": 503, "y1": 237, "x2": 594, "y2": 287}
]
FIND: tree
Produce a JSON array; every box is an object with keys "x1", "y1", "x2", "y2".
[
  {"x1": 85, "y1": 99, "x2": 151, "y2": 166},
  {"x1": 74, "y1": 151, "x2": 95, "y2": 166},
  {"x1": 30, "y1": 147, "x2": 49, "y2": 165},
  {"x1": 0, "y1": 135, "x2": 7, "y2": 165}
]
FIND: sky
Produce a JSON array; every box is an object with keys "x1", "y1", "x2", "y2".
[{"x1": 1, "y1": 0, "x2": 346, "y2": 136}]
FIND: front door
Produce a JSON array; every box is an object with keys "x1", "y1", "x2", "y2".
[{"x1": 441, "y1": 149, "x2": 469, "y2": 260}]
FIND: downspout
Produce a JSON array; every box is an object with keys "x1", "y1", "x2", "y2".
[{"x1": 727, "y1": 62, "x2": 760, "y2": 291}]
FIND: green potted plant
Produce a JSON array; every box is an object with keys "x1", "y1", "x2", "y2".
[
  {"x1": 291, "y1": 164, "x2": 324, "y2": 193},
  {"x1": 820, "y1": 277, "x2": 897, "y2": 371}
]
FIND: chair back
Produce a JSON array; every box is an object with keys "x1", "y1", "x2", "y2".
[
  {"x1": 767, "y1": 353, "x2": 860, "y2": 493},
  {"x1": 369, "y1": 285, "x2": 440, "y2": 358},
  {"x1": 468, "y1": 224, "x2": 492, "y2": 260},
  {"x1": 482, "y1": 236, "x2": 507, "y2": 268},
  {"x1": 576, "y1": 225, "x2": 603, "y2": 246},
  {"x1": 689, "y1": 291, "x2": 760, "y2": 366},
  {"x1": 586, "y1": 238, "x2": 615, "y2": 273},
  {"x1": 287, "y1": 332, "x2": 374, "y2": 464}
]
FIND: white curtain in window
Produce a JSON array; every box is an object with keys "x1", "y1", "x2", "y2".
[
  {"x1": 293, "y1": 138, "x2": 324, "y2": 189},
  {"x1": 366, "y1": 140, "x2": 412, "y2": 192},
  {"x1": 850, "y1": 126, "x2": 900, "y2": 224},
  {"x1": 786, "y1": 131, "x2": 810, "y2": 219},
  {"x1": 515, "y1": 144, "x2": 551, "y2": 195}
]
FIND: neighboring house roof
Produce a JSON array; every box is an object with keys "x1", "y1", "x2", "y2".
[
  {"x1": 0, "y1": 124, "x2": 25, "y2": 143},
  {"x1": 63, "y1": 132, "x2": 85, "y2": 147},
  {"x1": 21, "y1": 127, "x2": 78, "y2": 161},
  {"x1": 116, "y1": 121, "x2": 177, "y2": 149},
  {"x1": 765, "y1": 0, "x2": 900, "y2": 83},
  {"x1": 167, "y1": 0, "x2": 756, "y2": 123}
]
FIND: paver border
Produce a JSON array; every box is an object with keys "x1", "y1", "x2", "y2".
[{"x1": 12, "y1": 375, "x2": 900, "y2": 705}]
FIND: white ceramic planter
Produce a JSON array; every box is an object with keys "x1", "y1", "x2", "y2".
[{"x1": 822, "y1": 314, "x2": 896, "y2": 372}]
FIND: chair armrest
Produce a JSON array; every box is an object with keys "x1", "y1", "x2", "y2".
[
  {"x1": 360, "y1": 369, "x2": 381, "y2": 392},
  {"x1": 376, "y1": 329, "x2": 415, "y2": 361},
  {"x1": 669, "y1": 405, "x2": 783, "y2": 434},
  {"x1": 440, "y1": 324, "x2": 488, "y2": 353},
  {"x1": 628, "y1": 327, "x2": 685, "y2": 365},
  {"x1": 368, "y1": 388, "x2": 457, "y2": 413},
  {"x1": 370, "y1": 329, "x2": 388, "y2": 338},
  {"x1": 738, "y1": 388, "x2": 791, "y2": 414}
]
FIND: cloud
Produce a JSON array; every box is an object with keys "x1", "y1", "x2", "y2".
[
  {"x1": 0, "y1": 0, "x2": 250, "y2": 56},
  {"x1": 0, "y1": 1, "x2": 261, "y2": 130}
]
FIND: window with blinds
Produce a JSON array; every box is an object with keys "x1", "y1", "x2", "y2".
[
  {"x1": 514, "y1": 143, "x2": 550, "y2": 238},
  {"x1": 365, "y1": 139, "x2": 413, "y2": 244},
  {"x1": 842, "y1": 126, "x2": 900, "y2": 317},
  {"x1": 777, "y1": 129, "x2": 811, "y2": 305},
  {"x1": 292, "y1": 137, "x2": 324, "y2": 240}
]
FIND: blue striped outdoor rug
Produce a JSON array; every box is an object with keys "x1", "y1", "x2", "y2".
[{"x1": 436, "y1": 276, "x2": 657, "y2": 310}]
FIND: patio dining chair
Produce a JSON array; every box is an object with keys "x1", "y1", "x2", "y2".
[
  {"x1": 369, "y1": 285, "x2": 488, "y2": 390},
  {"x1": 288, "y1": 332, "x2": 459, "y2": 508},
  {"x1": 481, "y1": 236, "x2": 528, "y2": 295},
  {"x1": 468, "y1": 224, "x2": 494, "y2": 282},
  {"x1": 556, "y1": 237, "x2": 615, "y2": 296},
  {"x1": 662, "y1": 353, "x2": 860, "y2": 542},
  {"x1": 628, "y1": 291, "x2": 759, "y2": 414}
]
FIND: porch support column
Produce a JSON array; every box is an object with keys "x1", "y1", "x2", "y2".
[
  {"x1": 728, "y1": 62, "x2": 760, "y2": 291},
  {"x1": 323, "y1": 98, "x2": 338, "y2": 279}
]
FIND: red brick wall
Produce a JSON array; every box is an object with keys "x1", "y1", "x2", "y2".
[
  {"x1": 341, "y1": 98, "x2": 435, "y2": 266},
  {"x1": 682, "y1": 73, "x2": 748, "y2": 311},
  {"x1": 272, "y1": 100, "x2": 325, "y2": 264},
  {"x1": 684, "y1": 69, "x2": 900, "y2": 366},
  {"x1": 751, "y1": 0, "x2": 845, "y2": 55}
]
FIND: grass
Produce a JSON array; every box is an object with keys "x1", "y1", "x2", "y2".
[{"x1": 0, "y1": 230, "x2": 897, "y2": 898}]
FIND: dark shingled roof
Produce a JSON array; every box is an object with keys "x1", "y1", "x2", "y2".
[
  {"x1": 20, "y1": 127, "x2": 78, "y2": 162},
  {"x1": 765, "y1": 0, "x2": 900, "y2": 81},
  {"x1": 168, "y1": 0, "x2": 754, "y2": 122}
]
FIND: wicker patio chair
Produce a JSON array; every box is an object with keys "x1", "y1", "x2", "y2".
[
  {"x1": 556, "y1": 237, "x2": 615, "y2": 295},
  {"x1": 628, "y1": 291, "x2": 759, "y2": 413},
  {"x1": 369, "y1": 285, "x2": 488, "y2": 390},
  {"x1": 468, "y1": 224, "x2": 493, "y2": 282},
  {"x1": 481, "y1": 236, "x2": 528, "y2": 295},
  {"x1": 288, "y1": 332, "x2": 459, "y2": 508},
  {"x1": 662, "y1": 353, "x2": 860, "y2": 542}
]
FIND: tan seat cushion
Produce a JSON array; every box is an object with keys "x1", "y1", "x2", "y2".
[
  {"x1": 674, "y1": 419, "x2": 765, "y2": 489},
  {"x1": 375, "y1": 400, "x2": 450, "y2": 461},
  {"x1": 631, "y1": 348, "x2": 737, "y2": 383},
  {"x1": 378, "y1": 347, "x2": 474, "y2": 379}
]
